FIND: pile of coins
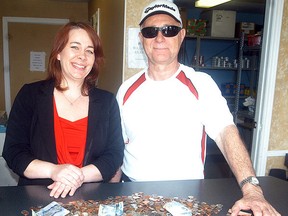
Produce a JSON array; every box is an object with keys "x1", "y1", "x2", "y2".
[{"x1": 23, "y1": 192, "x2": 223, "y2": 216}]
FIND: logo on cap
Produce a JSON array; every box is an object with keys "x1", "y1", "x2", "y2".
[{"x1": 144, "y1": 4, "x2": 176, "y2": 14}]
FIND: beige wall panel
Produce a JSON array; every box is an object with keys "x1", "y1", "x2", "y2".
[
  {"x1": 0, "y1": 0, "x2": 88, "y2": 111},
  {"x1": 88, "y1": 0, "x2": 124, "y2": 94},
  {"x1": 266, "y1": 156, "x2": 287, "y2": 177},
  {"x1": 8, "y1": 23, "x2": 62, "y2": 105},
  {"x1": 266, "y1": 0, "x2": 288, "y2": 171},
  {"x1": 269, "y1": 0, "x2": 288, "y2": 152},
  {"x1": 0, "y1": 0, "x2": 88, "y2": 20},
  {"x1": 123, "y1": 0, "x2": 153, "y2": 81}
]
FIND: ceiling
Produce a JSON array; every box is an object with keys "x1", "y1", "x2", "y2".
[
  {"x1": 173, "y1": 0, "x2": 266, "y2": 14},
  {"x1": 47, "y1": 0, "x2": 266, "y2": 14}
]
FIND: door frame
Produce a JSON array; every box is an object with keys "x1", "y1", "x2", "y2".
[
  {"x1": 2, "y1": 17, "x2": 69, "y2": 114},
  {"x1": 251, "y1": 0, "x2": 284, "y2": 175}
]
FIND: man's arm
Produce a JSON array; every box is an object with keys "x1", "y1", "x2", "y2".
[
  {"x1": 215, "y1": 124, "x2": 255, "y2": 182},
  {"x1": 215, "y1": 124, "x2": 280, "y2": 216}
]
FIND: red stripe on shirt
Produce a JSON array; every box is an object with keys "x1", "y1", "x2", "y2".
[
  {"x1": 123, "y1": 73, "x2": 146, "y2": 105},
  {"x1": 176, "y1": 71, "x2": 199, "y2": 99},
  {"x1": 177, "y1": 71, "x2": 206, "y2": 164}
]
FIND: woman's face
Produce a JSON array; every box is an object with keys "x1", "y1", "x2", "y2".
[{"x1": 57, "y1": 28, "x2": 95, "y2": 83}]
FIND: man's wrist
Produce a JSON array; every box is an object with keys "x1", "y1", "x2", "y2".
[{"x1": 239, "y1": 176, "x2": 260, "y2": 189}]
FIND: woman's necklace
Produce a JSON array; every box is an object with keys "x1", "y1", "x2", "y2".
[{"x1": 62, "y1": 92, "x2": 82, "y2": 106}]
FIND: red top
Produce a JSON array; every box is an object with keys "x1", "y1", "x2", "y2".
[{"x1": 53, "y1": 100, "x2": 88, "y2": 167}]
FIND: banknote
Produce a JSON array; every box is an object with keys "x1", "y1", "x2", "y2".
[
  {"x1": 32, "y1": 201, "x2": 69, "y2": 216},
  {"x1": 98, "y1": 201, "x2": 124, "y2": 216},
  {"x1": 163, "y1": 200, "x2": 192, "y2": 215}
]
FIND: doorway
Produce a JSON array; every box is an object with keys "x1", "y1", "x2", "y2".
[
  {"x1": 2, "y1": 17, "x2": 69, "y2": 114},
  {"x1": 173, "y1": 0, "x2": 284, "y2": 177}
]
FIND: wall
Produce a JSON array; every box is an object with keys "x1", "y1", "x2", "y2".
[
  {"x1": 123, "y1": 0, "x2": 152, "y2": 80},
  {"x1": 88, "y1": 0, "x2": 125, "y2": 94},
  {"x1": 266, "y1": 0, "x2": 288, "y2": 175},
  {"x1": 7, "y1": 23, "x2": 67, "y2": 111},
  {"x1": 0, "y1": 0, "x2": 88, "y2": 111}
]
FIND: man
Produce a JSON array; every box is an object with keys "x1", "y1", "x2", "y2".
[{"x1": 116, "y1": 0, "x2": 280, "y2": 215}]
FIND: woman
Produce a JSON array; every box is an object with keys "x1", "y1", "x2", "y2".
[{"x1": 3, "y1": 22, "x2": 124, "y2": 198}]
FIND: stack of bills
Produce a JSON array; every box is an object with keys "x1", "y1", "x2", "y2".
[
  {"x1": 164, "y1": 201, "x2": 192, "y2": 216},
  {"x1": 98, "y1": 201, "x2": 124, "y2": 216},
  {"x1": 32, "y1": 201, "x2": 69, "y2": 216}
]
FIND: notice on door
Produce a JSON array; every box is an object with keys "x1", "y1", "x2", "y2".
[{"x1": 30, "y1": 51, "x2": 46, "y2": 72}]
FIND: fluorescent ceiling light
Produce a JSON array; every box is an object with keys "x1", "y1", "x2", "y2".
[{"x1": 195, "y1": 0, "x2": 231, "y2": 8}]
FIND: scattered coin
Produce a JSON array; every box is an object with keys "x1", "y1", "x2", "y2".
[{"x1": 23, "y1": 192, "x2": 223, "y2": 216}]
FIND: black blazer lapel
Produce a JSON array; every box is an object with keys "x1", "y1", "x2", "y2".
[{"x1": 83, "y1": 88, "x2": 103, "y2": 165}]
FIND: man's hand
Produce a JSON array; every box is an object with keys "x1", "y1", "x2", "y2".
[{"x1": 230, "y1": 185, "x2": 281, "y2": 216}]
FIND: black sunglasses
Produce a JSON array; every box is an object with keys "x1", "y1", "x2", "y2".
[{"x1": 141, "y1": 25, "x2": 182, "y2": 38}]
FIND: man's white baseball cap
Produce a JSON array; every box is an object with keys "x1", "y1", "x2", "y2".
[{"x1": 139, "y1": 0, "x2": 182, "y2": 26}]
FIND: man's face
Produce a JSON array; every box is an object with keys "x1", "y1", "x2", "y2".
[{"x1": 139, "y1": 14, "x2": 186, "y2": 66}]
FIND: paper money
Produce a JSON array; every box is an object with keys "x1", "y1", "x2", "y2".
[
  {"x1": 98, "y1": 201, "x2": 124, "y2": 216},
  {"x1": 32, "y1": 201, "x2": 69, "y2": 216},
  {"x1": 163, "y1": 201, "x2": 192, "y2": 216}
]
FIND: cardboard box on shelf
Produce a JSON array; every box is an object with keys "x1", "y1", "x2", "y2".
[
  {"x1": 235, "y1": 22, "x2": 255, "y2": 37},
  {"x1": 201, "y1": 10, "x2": 236, "y2": 38}
]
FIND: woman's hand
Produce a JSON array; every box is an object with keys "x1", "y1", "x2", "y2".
[
  {"x1": 47, "y1": 164, "x2": 84, "y2": 198},
  {"x1": 47, "y1": 181, "x2": 77, "y2": 198}
]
